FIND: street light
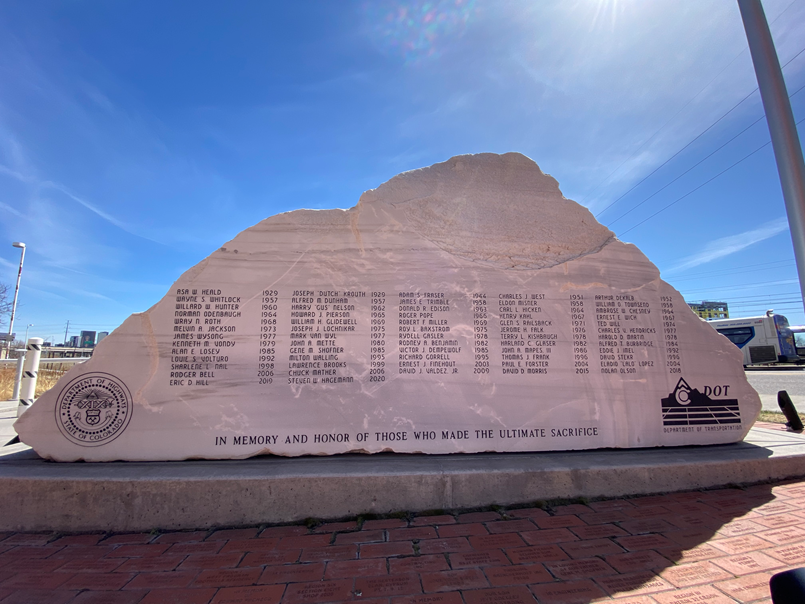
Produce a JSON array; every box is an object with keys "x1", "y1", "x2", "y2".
[
  {"x1": 24, "y1": 324, "x2": 33, "y2": 342},
  {"x1": 5, "y1": 242, "x2": 26, "y2": 359}
]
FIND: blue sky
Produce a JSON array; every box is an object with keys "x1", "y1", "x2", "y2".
[{"x1": 1, "y1": 0, "x2": 805, "y2": 344}]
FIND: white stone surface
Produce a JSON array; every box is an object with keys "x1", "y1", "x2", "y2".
[{"x1": 14, "y1": 153, "x2": 761, "y2": 461}]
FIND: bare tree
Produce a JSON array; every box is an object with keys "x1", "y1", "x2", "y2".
[{"x1": 0, "y1": 283, "x2": 11, "y2": 329}]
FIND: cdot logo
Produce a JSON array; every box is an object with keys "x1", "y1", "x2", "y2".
[{"x1": 661, "y1": 377, "x2": 740, "y2": 427}]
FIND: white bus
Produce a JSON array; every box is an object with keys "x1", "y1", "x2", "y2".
[{"x1": 708, "y1": 311, "x2": 799, "y2": 366}]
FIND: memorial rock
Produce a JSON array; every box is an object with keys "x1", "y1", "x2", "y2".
[{"x1": 15, "y1": 153, "x2": 761, "y2": 461}]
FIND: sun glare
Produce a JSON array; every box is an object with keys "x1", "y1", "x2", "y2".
[{"x1": 589, "y1": 0, "x2": 629, "y2": 31}]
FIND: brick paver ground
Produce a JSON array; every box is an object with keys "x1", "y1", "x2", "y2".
[{"x1": 3, "y1": 471, "x2": 805, "y2": 602}]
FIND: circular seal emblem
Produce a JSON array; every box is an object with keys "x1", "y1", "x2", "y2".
[{"x1": 55, "y1": 373, "x2": 133, "y2": 447}]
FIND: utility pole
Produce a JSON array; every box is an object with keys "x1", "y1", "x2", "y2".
[
  {"x1": 64, "y1": 320, "x2": 69, "y2": 346},
  {"x1": 4, "y1": 242, "x2": 26, "y2": 359},
  {"x1": 738, "y1": 0, "x2": 805, "y2": 311}
]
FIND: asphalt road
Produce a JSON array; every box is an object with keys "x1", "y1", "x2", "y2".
[{"x1": 745, "y1": 367, "x2": 805, "y2": 411}]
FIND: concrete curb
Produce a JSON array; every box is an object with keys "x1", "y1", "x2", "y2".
[{"x1": 2, "y1": 426, "x2": 805, "y2": 532}]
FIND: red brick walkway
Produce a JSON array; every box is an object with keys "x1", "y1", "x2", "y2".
[{"x1": 3, "y1": 478, "x2": 805, "y2": 603}]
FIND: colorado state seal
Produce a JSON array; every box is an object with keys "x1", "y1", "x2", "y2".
[{"x1": 55, "y1": 373, "x2": 133, "y2": 447}]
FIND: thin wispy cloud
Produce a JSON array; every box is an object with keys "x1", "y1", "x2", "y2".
[
  {"x1": 0, "y1": 201, "x2": 22, "y2": 217},
  {"x1": 667, "y1": 217, "x2": 790, "y2": 273},
  {"x1": 72, "y1": 288, "x2": 118, "y2": 303},
  {"x1": 0, "y1": 164, "x2": 29, "y2": 183},
  {"x1": 1, "y1": 159, "x2": 125, "y2": 227},
  {"x1": 0, "y1": 159, "x2": 163, "y2": 244},
  {"x1": 42, "y1": 181, "x2": 127, "y2": 231}
]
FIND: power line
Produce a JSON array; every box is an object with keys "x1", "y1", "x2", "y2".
[
  {"x1": 727, "y1": 304, "x2": 804, "y2": 312},
  {"x1": 680, "y1": 278, "x2": 799, "y2": 294},
  {"x1": 727, "y1": 309, "x2": 802, "y2": 315},
  {"x1": 667, "y1": 265, "x2": 796, "y2": 283},
  {"x1": 687, "y1": 291, "x2": 801, "y2": 301},
  {"x1": 581, "y1": 61, "x2": 750, "y2": 207},
  {"x1": 608, "y1": 116, "x2": 766, "y2": 226},
  {"x1": 616, "y1": 114, "x2": 805, "y2": 236},
  {"x1": 727, "y1": 302, "x2": 801, "y2": 307},
  {"x1": 681, "y1": 279, "x2": 798, "y2": 292},
  {"x1": 740, "y1": 299, "x2": 805, "y2": 304},
  {"x1": 609, "y1": 77, "x2": 805, "y2": 226},
  {"x1": 619, "y1": 140, "x2": 772, "y2": 236},
  {"x1": 580, "y1": 0, "x2": 800, "y2": 209},
  {"x1": 664, "y1": 259, "x2": 795, "y2": 281},
  {"x1": 596, "y1": 89, "x2": 759, "y2": 218},
  {"x1": 728, "y1": 298, "x2": 802, "y2": 306},
  {"x1": 596, "y1": 40, "x2": 805, "y2": 221},
  {"x1": 614, "y1": 82, "x2": 805, "y2": 230},
  {"x1": 713, "y1": 298, "x2": 802, "y2": 304},
  {"x1": 685, "y1": 292, "x2": 799, "y2": 305}
]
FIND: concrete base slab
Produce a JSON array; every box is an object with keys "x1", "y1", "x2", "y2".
[{"x1": 2, "y1": 425, "x2": 805, "y2": 533}]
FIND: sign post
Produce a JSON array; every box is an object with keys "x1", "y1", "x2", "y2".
[{"x1": 17, "y1": 338, "x2": 43, "y2": 417}]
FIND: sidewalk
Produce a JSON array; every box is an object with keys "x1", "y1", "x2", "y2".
[
  {"x1": 0, "y1": 401, "x2": 17, "y2": 447},
  {"x1": 2, "y1": 475, "x2": 805, "y2": 603}
]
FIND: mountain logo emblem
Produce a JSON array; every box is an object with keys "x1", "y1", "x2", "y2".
[{"x1": 661, "y1": 377, "x2": 740, "y2": 426}]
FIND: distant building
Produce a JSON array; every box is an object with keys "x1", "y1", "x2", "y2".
[
  {"x1": 97, "y1": 331, "x2": 109, "y2": 344},
  {"x1": 688, "y1": 301, "x2": 729, "y2": 320},
  {"x1": 68, "y1": 335, "x2": 80, "y2": 347},
  {"x1": 42, "y1": 346, "x2": 95, "y2": 359},
  {"x1": 80, "y1": 330, "x2": 96, "y2": 348}
]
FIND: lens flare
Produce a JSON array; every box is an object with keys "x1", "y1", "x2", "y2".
[{"x1": 363, "y1": 0, "x2": 477, "y2": 64}]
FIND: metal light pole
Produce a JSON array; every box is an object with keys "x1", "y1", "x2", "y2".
[
  {"x1": 24, "y1": 324, "x2": 33, "y2": 342},
  {"x1": 737, "y1": 0, "x2": 805, "y2": 311},
  {"x1": 5, "y1": 242, "x2": 26, "y2": 359}
]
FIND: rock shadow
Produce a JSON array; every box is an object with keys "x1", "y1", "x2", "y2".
[{"x1": 514, "y1": 482, "x2": 785, "y2": 603}]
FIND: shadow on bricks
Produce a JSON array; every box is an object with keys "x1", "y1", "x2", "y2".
[{"x1": 0, "y1": 482, "x2": 797, "y2": 604}]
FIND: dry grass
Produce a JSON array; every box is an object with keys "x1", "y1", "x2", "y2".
[
  {"x1": 758, "y1": 409, "x2": 805, "y2": 424},
  {"x1": 0, "y1": 364, "x2": 73, "y2": 401}
]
